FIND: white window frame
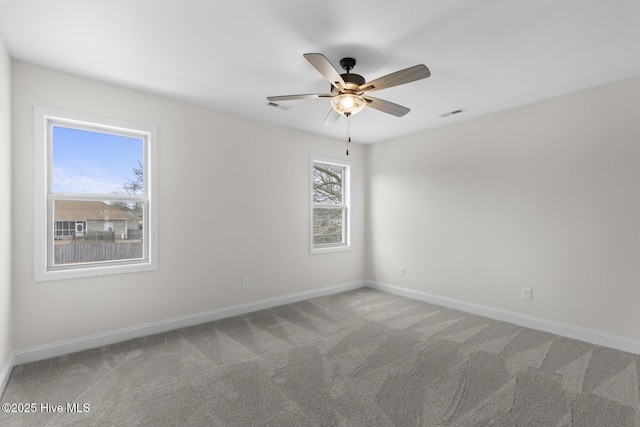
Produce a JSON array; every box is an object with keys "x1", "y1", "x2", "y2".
[
  {"x1": 310, "y1": 156, "x2": 351, "y2": 254},
  {"x1": 34, "y1": 106, "x2": 158, "y2": 281}
]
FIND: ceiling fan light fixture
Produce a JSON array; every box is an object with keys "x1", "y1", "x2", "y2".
[{"x1": 331, "y1": 94, "x2": 366, "y2": 116}]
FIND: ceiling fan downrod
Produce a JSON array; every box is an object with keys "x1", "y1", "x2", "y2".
[{"x1": 340, "y1": 57, "x2": 356, "y2": 74}]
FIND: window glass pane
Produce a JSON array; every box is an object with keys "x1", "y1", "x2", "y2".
[
  {"x1": 52, "y1": 125, "x2": 144, "y2": 194},
  {"x1": 313, "y1": 207, "x2": 343, "y2": 245},
  {"x1": 313, "y1": 163, "x2": 343, "y2": 204},
  {"x1": 53, "y1": 199, "x2": 144, "y2": 265}
]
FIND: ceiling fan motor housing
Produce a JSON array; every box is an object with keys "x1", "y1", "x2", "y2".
[
  {"x1": 330, "y1": 58, "x2": 366, "y2": 94},
  {"x1": 342, "y1": 73, "x2": 365, "y2": 86},
  {"x1": 331, "y1": 73, "x2": 366, "y2": 94}
]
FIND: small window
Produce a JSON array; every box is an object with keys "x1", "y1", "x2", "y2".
[
  {"x1": 34, "y1": 106, "x2": 158, "y2": 281},
  {"x1": 310, "y1": 157, "x2": 350, "y2": 253}
]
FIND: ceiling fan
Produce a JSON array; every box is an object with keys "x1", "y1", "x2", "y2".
[{"x1": 267, "y1": 53, "x2": 431, "y2": 125}]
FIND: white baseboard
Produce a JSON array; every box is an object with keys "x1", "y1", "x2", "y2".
[
  {"x1": 365, "y1": 281, "x2": 640, "y2": 355},
  {"x1": 13, "y1": 281, "x2": 364, "y2": 366},
  {"x1": 0, "y1": 353, "x2": 14, "y2": 398}
]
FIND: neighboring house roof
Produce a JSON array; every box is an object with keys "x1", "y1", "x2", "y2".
[{"x1": 54, "y1": 200, "x2": 138, "y2": 220}]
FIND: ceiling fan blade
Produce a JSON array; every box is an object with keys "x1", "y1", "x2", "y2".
[
  {"x1": 267, "y1": 93, "x2": 332, "y2": 101},
  {"x1": 363, "y1": 96, "x2": 411, "y2": 117},
  {"x1": 323, "y1": 108, "x2": 342, "y2": 125},
  {"x1": 303, "y1": 53, "x2": 346, "y2": 90},
  {"x1": 359, "y1": 64, "x2": 430, "y2": 94}
]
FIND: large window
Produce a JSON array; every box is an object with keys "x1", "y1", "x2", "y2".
[
  {"x1": 311, "y1": 157, "x2": 350, "y2": 253},
  {"x1": 34, "y1": 106, "x2": 157, "y2": 281}
]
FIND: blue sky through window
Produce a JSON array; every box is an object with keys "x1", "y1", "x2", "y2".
[{"x1": 52, "y1": 125, "x2": 143, "y2": 194}]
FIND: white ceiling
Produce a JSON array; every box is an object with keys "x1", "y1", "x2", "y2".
[{"x1": 1, "y1": 0, "x2": 640, "y2": 144}]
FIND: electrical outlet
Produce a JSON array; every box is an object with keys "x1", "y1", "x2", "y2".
[
  {"x1": 399, "y1": 268, "x2": 406, "y2": 277},
  {"x1": 522, "y1": 287, "x2": 532, "y2": 301},
  {"x1": 242, "y1": 277, "x2": 250, "y2": 289}
]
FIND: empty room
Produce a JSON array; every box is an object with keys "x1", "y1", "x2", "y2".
[{"x1": 1, "y1": 0, "x2": 640, "y2": 426}]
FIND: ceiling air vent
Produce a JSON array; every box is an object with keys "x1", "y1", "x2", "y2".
[
  {"x1": 267, "y1": 102, "x2": 292, "y2": 111},
  {"x1": 440, "y1": 108, "x2": 466, "y2": 118}
]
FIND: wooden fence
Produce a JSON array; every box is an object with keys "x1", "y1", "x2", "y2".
[
  {"x1": 55, "y1": 242, "x2": 143, "y2": 264},
  {"x1": 72, "y1": 231, "x2": 115, "y2": 242},
  {"x1": 127, "y1": 229, "x2": 143, "y2": 240}
]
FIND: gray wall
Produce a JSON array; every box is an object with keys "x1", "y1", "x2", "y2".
[
  {"x1": 0, "y1": 35, "x2": 13, "y2": 386},
  {"x1": 366, "y1": 75, "x2": 640, "y2": 340}
]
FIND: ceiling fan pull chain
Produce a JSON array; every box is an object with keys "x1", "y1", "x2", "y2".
[{"x1": 346, "y1": 113, "x2": 351, "y2": 156}]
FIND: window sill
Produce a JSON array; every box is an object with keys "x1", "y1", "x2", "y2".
[
  {"x1": 310, "y1": 245, "x2": 352, "y2": 255},
  {"x1": 35, "y1": 260, "x2": 157, "y2": 282}
]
